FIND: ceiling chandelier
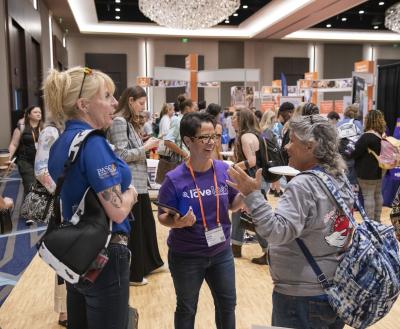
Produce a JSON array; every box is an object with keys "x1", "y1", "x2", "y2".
[
  {"x1": 138, "y1": 0, "x2": 240, "y2": 30},
  {"x1": 385, "y1": 2, "x2": 400, "y2": 33}
]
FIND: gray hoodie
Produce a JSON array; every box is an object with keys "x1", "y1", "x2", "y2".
[{"x1": 244, "y1": 172, "x2": 354, "y2": 296}]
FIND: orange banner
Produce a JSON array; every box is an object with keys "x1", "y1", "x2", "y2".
[
  {"x1": 319, "y1": 100, "x2": 334, "y2": 114},
  {"x1": 354, "y1": 60, "x2": 374, "y2": 74}
]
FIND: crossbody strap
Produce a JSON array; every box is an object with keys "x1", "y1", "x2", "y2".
[
  {"x1": 54, "y1": 129, "x2": 104, "y2": 197},
  {"x1": 294, "y1": 168, "x2": 367, "y2": 290}
]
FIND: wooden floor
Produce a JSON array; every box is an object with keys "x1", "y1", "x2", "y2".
[{"x1": 0, "y1": 197, "x2": 398, "y2": 329}]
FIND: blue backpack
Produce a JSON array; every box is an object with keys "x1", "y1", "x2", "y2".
[{"x1": 297, "y1": 169, "x2": 400, "y2": 329}]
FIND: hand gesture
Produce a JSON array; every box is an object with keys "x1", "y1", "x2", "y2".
[
  {"x1": 174, "y1": 207, "x2": 196, "y2": 228},
  {"x1": 227, "y1": 166, "x2": 262, "y2": 196},
  {"x1": 143, "y1": 137, "x2": 160, "y2": 151}
]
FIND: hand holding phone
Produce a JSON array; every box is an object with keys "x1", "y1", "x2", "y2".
[{"x1": 153, "y1": 201, "x2": 183, "y2": 217}]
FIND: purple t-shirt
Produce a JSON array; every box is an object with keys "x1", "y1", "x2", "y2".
[{"x1": 158, "y1": 160, "x2": 238, "y2": 257}]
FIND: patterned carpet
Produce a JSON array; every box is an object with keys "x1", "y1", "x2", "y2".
[{"x1": 0, "y1": 170, "x2": 46, "y2": 306}]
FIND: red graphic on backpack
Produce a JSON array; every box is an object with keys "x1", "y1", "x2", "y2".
[{"x1": 325, "y1": 212, "x2": 353, "y2": 248}]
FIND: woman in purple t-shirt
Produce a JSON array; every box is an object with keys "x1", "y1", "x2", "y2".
[{"x1": 157, "y1": 112, "x2": 244, "y2": 329}]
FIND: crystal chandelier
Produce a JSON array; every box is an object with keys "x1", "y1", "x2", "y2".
[
  {"x1": 385, "y1": 2, "x2": 400, "y2": 33},
  {"x1": 138, "y1": 0, "x2": 240, "y2": 30}
]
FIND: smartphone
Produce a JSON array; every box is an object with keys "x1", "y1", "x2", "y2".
[{"x1": 152, "y1": 201, "x2": 183, "y2": 217}]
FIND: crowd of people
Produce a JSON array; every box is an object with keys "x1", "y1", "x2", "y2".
[{"x1": 4, "y1": 65, "x2": 397, "y2": 329}]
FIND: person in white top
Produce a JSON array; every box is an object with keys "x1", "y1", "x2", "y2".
[{"x1": 157, "y1": 103, "x2": 174, "y2": 156}]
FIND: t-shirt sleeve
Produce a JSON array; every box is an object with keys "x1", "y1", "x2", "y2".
[
  {"x1": 82, "y1": 136, "x2": 122, "y2": 193},
  {"x1": 158, "y1": 175, "x2": 179, "y2": 214},
  {"x1": 164, "y1": 117, "x2": 179, "y2": 142}
]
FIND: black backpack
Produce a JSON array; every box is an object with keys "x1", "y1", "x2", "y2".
[{"x1": 257, "y1": 129, "x2": 285, "y2": 183}]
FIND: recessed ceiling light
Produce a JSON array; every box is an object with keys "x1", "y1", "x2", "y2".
[
  {"x1": 374, "y1": 25, "x2": 379, "y2": 29},
  {"x1": 359, "y1": 10, "x2": 365, "y2": 14},
  {"x1": 233, "y1": 13, "x2": 238, "y2": 17},
  {"x1": 379, "y1": 1, "x2": 384, "y2": 5},
  {"x1": 341, "y1": 17, "x2": 347, "y2": 21},
  {"x1": 115, "y1": 0, "x2": 121, "y2": 3},
  {"x1": 115, "y1": 16, "x2": 120, "y2": 20},
  {"x1": 115, "y1": 7, "x2": 121, "y2": 12},
  {"x1": 243, "y1": 5, "x2": 248, "y2": 9},
  {"x1": 326, "y1": 24, "x2": 332, "y2": 28}
]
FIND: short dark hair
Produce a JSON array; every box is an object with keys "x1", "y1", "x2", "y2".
[
  {"x1": 278, "y1": 102, "x2": 295, "y2": 113},
  {"x1": 302, "y1": 102, "x2": 319, "y2": 116},
  {"x1": 206, "y1": 103, "x2": 222, "y2": 118},
  {"x1": 327, "y1": 111, "x2": 340, "y2": 121},
  {"x1": 198, "y1": 100, "x2": 207, "y2": 111},
  {"x1": 180, "y1": 112, "x2": 216, "y2": 146}
]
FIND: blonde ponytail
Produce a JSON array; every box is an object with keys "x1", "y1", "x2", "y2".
[{"x1": 42, "y1": 66, "x2": 115, "y2": 124}]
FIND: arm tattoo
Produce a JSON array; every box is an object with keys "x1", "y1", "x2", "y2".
[{"x1": 101, "y1": 185, "x2": 123, "y2": 208}]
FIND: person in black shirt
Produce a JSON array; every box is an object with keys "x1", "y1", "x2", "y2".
[
  {"x1": 279, "y1": 102, "x2": 295, "y2": 165},
  {"x1": 352, "y1": 110, "x2": 386, "y2": 222},
  {"x1": 8, "y1": 106, "x2": 42, "y2": 197}
]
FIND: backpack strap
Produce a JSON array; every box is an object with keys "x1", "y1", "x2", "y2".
[{"x1": 54, "y1": 129, "x2": 104, "y2": 196}]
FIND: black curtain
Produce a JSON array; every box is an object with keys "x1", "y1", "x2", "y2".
[{"x1": 377, "y1": 62, "x2": 400, "y2": 135}]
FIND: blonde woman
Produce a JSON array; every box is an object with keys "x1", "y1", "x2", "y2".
[{"x1": 44, "y1": 67, "x2": 137, "y2": 329}]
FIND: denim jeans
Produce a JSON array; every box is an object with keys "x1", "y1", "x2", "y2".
[
  {"x1": 231, "y1": 211, "x2": 268, "y2": 252},
  {"x1": 168, "y1": 247, "x2": 236, "y2": 329},
  {"x1": 272, "y1": 291, "x2": 344, "y2": 329},
  {"x1": 66, "y1": 243, "x2": 131, "y2": 329},
  {"x1": 358, "y1": 178, "x2": 383, "y2": 222}
]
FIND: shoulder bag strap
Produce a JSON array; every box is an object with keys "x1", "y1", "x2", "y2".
[
  {"x1": 54, "y1": 129, "x2": 104, "y2": 196},
  {"x1": 294, "y1": 168, "x2": 366, "y2": 290}
]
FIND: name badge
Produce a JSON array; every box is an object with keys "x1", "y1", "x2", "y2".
[{"x1": 205, "y1": 226, "x2": 226, "y2": 247}]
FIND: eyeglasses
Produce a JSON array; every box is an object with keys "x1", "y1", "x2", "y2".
[
  {"x1": 77, "y1": 67, "x2": 93, "y2": 100},
  {"x1": 191, "y1": 134, "x2": 221, "y2": 144}
]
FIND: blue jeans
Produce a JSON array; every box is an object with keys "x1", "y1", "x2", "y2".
[
  {"x1": 231, "y1": 211, "x2": 268, "y2": 252},
  {"x1": 66, "y1": 243, "x2": 131, "y2": 329},
  {"x1": 272, "y1": 291, "x2": 344, "y2": 329},
  {"x1": 168, "y1": 247, "x2": 236, "y2": 329}
]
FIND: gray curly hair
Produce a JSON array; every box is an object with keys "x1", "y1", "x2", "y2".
[{"x1": 289, "y1": 115, "x2": 346, "y2": 177}]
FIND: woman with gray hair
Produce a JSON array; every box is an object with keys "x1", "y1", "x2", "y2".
[{"x1": 227, "y1": 115, "x2": 354, "y2": 329}]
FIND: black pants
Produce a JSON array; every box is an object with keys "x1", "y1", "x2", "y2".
[
  {"x1": 17, "y1": 158, "x2": 35, "y2": 196},
  {"x1": 66, "y1": 244, "x2": 130, "y2": 329},
  {"x1": 129, "y1": 193, "x2": 164, "y2": 282}
]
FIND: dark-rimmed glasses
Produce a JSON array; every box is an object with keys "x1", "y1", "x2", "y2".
[
  {"x1": 191, "y1": 134, "x2": 221, "y2": 144},
  {"x1": 77, "y1": 67, "x2": 93, "y2": 100}
]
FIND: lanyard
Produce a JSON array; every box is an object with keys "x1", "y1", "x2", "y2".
[
  {"x1": 31, "y1": 127, "x2": 41, "y2": 144},
  {"x1": 187, "y1": 160, "x2": 220, "y2": 231}
]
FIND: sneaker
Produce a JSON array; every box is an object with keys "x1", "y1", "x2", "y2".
[
  {"x1": 150, "y1": 264, "x2": 169, "y2": 274},
  {"x1": 251, "y1": 253, "x2": 268, "y2": 265},
  {"x1": 25, "y1": 219, "x2": 34, "y2": 226},
  {"x1": 130, "y1": 278, "x2": 148, "y2": 286},
  {"x1": 243, "y1": 232, "x2": 257, "y2": 244}
]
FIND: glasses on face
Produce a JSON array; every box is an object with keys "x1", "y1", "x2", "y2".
[
  {"x1": 192, "y1": 134, "x2": 221, "y2": 144},
  {"x1": 77, "y1": 67, "x2": 93, "y2": 100}
]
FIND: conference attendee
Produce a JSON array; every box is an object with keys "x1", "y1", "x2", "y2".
[
  {"x1": 231, "y1": 108, "x2": 269, "y2": 265},
  {"x1": 164, "y1": 98, "x2": 196, "y2": 161},
  {"x1": 227, "y1": 115, "x2": 353, "y2": 329},
  {"x1": 260, "y1": 110, "x2": 282, "y2": 197},
  {"x1": 157, "y1": 112, "x2": 244, "y2": 329},
  {"x1": 206, "y1": 103, "x2": 223, "y2": 160},
  {"x1": 108, "y1": 86, "x2": 164, "y2": 286},
  {"x1": 34, "y1": 115, "x2": 66, "y2": 326},
  {"x1": 45, "y1": 66, "x2": 137, "y2": 329},
  {"x1": 278, "y1": 102, "x2": 295, "y2": 165},
  {"x1": 337, "y1": 104, "x2": 363, "y2": 204},
  {"x1": 352, "y1": 110, "x2": 386, "y2": 222},
  {"x1": 8, "y1": 106, "x2": 43, "y2": 199},
  {"x1": 327, "y1": 111, "x2": 340, "y2": 125},
  {"x1": 157, "y1": 103, "x2": 174, "y2": 157}
]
